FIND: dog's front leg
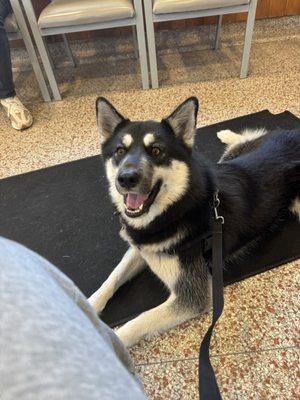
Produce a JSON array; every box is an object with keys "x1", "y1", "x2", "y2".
[
  {"x1": 115, "y1": 294, "x2": 195, "y2": 347},
  {"x1": 88, "y1": 247, "x2": 145, "y2": 314}
]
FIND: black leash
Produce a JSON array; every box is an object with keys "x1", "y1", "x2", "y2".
[{"x1": 199, "y1": 192, "x2": 224, "y2": 400}]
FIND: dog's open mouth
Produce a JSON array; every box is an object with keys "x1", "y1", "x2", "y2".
[{"x1": 124, "y1": 181, "x2": 162, "y2": 218}]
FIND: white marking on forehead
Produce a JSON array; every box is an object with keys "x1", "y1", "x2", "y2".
[
  {"x1": 143, "y1": 133, "x2": 155, "y2": 147},
  {"x1": 122, "y1": 134, "x2": 133, "y2": 148}
]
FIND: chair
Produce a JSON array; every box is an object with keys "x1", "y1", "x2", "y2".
[
  {"x1": 21, "y1": 0, "x2": 150, "y2": 101},
  {"x1": 7, "y1": 1, "x2": 51, "y2": 101},
  {"x1": 144, "y1": 0, "x2": 258, "y2": 88}
]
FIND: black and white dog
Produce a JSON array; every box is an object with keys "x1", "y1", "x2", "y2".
[{"x1": 89, "y1": 97, "x2": 300, "y2": 347}]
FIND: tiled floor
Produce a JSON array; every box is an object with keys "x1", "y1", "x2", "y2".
[
  {"x1": 1, "y1": 16, "x2": 299, "y2": 399},
  {"x1": 133, "y1": 261, "x2": 300, "y2": 399}
]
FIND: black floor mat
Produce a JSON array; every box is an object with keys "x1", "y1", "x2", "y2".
[{"x1": 0, "y1": 110, "x2": 299, "y2": 327}]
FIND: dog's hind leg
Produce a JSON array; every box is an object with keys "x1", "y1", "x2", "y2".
[
  {"x1": 115, "y1": 294, "x2": 195, "y2": 347},
  {"x1": 88, "y1": 247, "x2": 145, "y2": 314}
]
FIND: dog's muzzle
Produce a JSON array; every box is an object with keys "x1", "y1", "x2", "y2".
[
  {"x1": 117, "y1": 167, "x2": 141, "y2": 191},
  {"x1": 122, "y1": 180, "x2": 162, "y2": 218},
  {"x1": 116, "y1": 157, "x2": 161, "y2": 218},
  {"x1": 116, "y1": 169, "x2": 162, "y2": 218}
]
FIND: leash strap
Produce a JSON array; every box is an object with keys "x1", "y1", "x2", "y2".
[{"x1": 199, "y1": 193, "x2": 224, "y2": 400}]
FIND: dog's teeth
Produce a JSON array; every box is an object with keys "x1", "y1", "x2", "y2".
[
  {"x1": 125, "y1": 204, "x2": 144, "y2": 214},
  {"x1": 126, "y1": 207, "x2": 139, "y2": 214}
]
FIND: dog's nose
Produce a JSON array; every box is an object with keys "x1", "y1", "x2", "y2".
[{"x1": 118, "y1": 169, "x2": 141, "y2": 189}]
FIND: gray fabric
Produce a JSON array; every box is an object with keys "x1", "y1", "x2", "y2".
[
  {"x1": 38, "y1": 0, "x2": 135, "y2": 29},
  {"x1": 153, "y1": 0, "x2": 250, "y2": 15},
  {"x1": 0, "y1": 237, "x2": 146, "y2": 400}
]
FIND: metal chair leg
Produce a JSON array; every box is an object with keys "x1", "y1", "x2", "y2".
[
  {"x1": 10, "y1": 0, "x2": 51, "y2": 101},
  {"x1": 240, "y1": 0, "x2": 258, "y2": 78},
  {"x1": 44, "y1": 38, "x2": 56, "y2": 71},
  {"x1": 133, "y1": 0, "x2": 149, "y2": 89},
  {"x1": 132, "y1": 25, "x2": 138, "y2": 59},
  {"x1": 143, "y1": 0, "x2": 158, "y2": 89},
  {"x1": 21, "y1": 0, "x2": 62, "y2": 100},
  {"x1": 214, "y1": 15, "x2": 222, "y2": 50},
  {"x1": 62, "y1": 34, "x2": 76, "y2": 67}
]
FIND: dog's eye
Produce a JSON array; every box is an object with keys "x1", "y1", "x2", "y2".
[
  {"x1": 116, "y1": 147, "x2": 126, "y2": 157},
  {"x1": 151, "y1": 147, "x2": 161, "y2": 157}
]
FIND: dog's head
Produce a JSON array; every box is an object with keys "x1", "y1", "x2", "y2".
[{"x1": 96, "y1": 97, "x2": 199, "y2": 228}]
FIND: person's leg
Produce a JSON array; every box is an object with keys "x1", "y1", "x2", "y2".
[
  {"x1": 0, "y1": 0, "x2": 33, "y2": 130},
  {"x1": 0, "y1": 237, "x2": 146, "y2": 400},
  {"x1": 0, "y1": 0, "x2": 14, "y2": 98}
]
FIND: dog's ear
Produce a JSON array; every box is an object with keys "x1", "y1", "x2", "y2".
[
  {"x1": 164, "y1": 97, "x2": 199, "y2": 147},
  {"x1": 96, "y1": 97, "x2": 126, "y2": 142}
]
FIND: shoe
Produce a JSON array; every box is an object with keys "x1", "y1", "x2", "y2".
[{"x1": 0, "y1": 96, "x2": 33, "y2": 130}]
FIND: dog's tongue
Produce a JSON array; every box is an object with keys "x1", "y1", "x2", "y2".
[{"x1": 126, "y1": 193, "x2": 147, "y2": 210}]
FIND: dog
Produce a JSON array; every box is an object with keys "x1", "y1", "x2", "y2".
[{"x1": 89, "y1": 97, "x2": 300, "y2": 347}]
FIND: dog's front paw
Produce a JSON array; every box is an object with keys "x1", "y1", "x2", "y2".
[
  {"x1": 217, "y1": 129, "x2": 239, "y2": 145},
  {"x1": 115, "y1": 324, "x2": 140, "y2": 348},
  {"x1": 88, "y1": 294, "x2": 105, "y2": 314},
  {"x1": 88, "y1": 283, "x2": 114, "y2": 314}
]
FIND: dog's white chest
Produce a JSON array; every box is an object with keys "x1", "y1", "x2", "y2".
[{"x1": 140, "y1": 250, "x2": 181, "y2": 291}]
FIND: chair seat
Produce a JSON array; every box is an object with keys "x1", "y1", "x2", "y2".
[
  {"x1": 5, "y1": 14, "x2": 19, "y2": 33},
  {"x1": 38, "y1": 0, "x2": 135, "y2": 29},
  {"x1": 153, "y1": 0, "x2": 250, "y2": 15}
]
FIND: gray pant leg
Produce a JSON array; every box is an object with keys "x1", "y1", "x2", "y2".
[{"x1": 0, "y1": 237, "x2": 146, "y2": 400}]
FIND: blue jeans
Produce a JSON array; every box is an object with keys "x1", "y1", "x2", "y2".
[{"x1": 0, "y1": 0, "x2": 15, "y2": 99}]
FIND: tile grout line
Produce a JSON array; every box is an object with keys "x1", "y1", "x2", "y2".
[{"x1": 135, "y1": 344, "x2": 299, "y2": 368}]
